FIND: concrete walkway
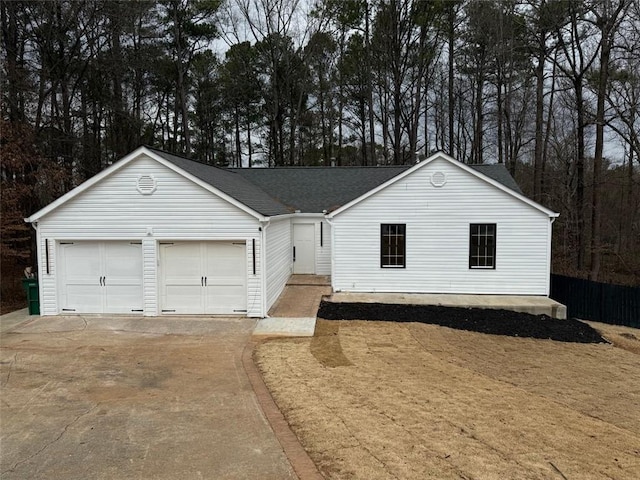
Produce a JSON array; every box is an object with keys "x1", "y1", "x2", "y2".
[
  {"x1": 254, "y1": 276, "x2": 331, "y2": 337},
  {"x1": 268, "y1": 276, "x2": 331, "y2": 317},
  {"x1": 329, "y1": 292, "x2": 567, "y2": 319}
]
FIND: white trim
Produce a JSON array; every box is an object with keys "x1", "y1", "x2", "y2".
[
  {"x1": 546, "y1": 217, "x2": 555, "y2": 297},
  {"x1": 25, "y1": 146, "x2": 267, "y2": 223},
  {"x1": 271, "y1": 212, "x2": 325, "y2": 220},
  {"x1": 35, "y1": 224, "x2": 45, "y2": 315},
  {"x1": 326, "y1": 217, "x2": 336, "y2": 291},
  {"x1": 327, "y1": 152, "x2": 559, "y2": 219},
  {"x1": 260, "y1": 220, "x2": 270, "y2": 317}
]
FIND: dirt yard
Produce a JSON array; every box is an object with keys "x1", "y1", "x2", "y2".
[{"x1": 255, "y1": 319, "x2": 640, "y2": 479}]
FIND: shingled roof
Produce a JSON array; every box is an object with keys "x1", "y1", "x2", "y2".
[
  {"x1": 151, "y1": 147, "x2": 524, "y2": 216},
  {"x1": 231, "y1": 163, "x2": 523, "y2": 212},
  {"x1": 148, "y1": 147, "x2": 291, "y2": 216},
  {"x1": 467, "y1": 164, "x2": 523, "y2": 194},
  {"x1": 229, "y1": 166, "x2": 410, "y2": 213}
]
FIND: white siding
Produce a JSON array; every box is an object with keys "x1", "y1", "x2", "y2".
[
  {"x1": 316, "y1": 220, "x2": 331, "y2": 275},
  {"x1": 331, "y1": 158, "x2": 552, "y2": 295},
  {"x1": 35, "y1": 154, "x2": 264, "y2": 316},
  {"x1": 142, "y1": 239, "x2": 158, "y2": 315},
  {"x1": 38, "y1": 235, "x2": 57, "y2": 315},
  {"x1": 245, "y1": 238, "x2": 262, "y2": 316},
  {"x1": 265, "y1": 218, "x2": 292, "y2": 310}
]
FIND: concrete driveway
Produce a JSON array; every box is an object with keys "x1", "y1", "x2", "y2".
[{"x1": 0, "y1": 315, "x2": 296, "y2": 480}]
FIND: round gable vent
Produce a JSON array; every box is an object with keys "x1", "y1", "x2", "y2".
[
  {"x1": 430, "y1": 171, "x2": 447, "y2": 187},
  {"x1": 137, "y1": 174, "x2": 157, "y2": 195}
]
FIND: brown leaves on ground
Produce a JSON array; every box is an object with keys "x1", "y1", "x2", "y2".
[{"x1": 256, "y1": 320, "x2": 640, "y2": 480}]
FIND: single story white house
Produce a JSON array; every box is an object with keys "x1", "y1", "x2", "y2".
[{"x1": 25, "y1": 146, "x2": 559, "y2": 317}]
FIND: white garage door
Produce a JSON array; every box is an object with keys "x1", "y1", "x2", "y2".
[
  {"x1": 159, "y1": 241, "x2": 247, "y2": 315},
  {"x1": 58, "y1": 241, "x2": 143, "y2": 314}
]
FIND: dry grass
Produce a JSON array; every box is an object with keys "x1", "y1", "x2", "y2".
[{"x1": 255, "y1": 320, "x2": 640, "y2": 480}]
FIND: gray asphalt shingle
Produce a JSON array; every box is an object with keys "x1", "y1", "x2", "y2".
[
  {"x1": 231, "y1": 163, "x2": 523, "y2": 212},
  {"x1": 148, "y1": 147, "x2": 291, "y2": 216},
  {"x1": 468, "y1": 164, "x2": 523, "y2": 194},
  {"x1": 230, "y1": 166, "x2": 410, "y2": 213},
  {"x1": 148, "y1": 147, "x2": 524, "y2": 215}
]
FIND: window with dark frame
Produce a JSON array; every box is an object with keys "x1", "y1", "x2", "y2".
[
  {"x1": 381, "y1": 224, "x2": 406, "y2": 268},
  {"x1": 469, "y1": 224, "x2": 496, "y2": 269}
]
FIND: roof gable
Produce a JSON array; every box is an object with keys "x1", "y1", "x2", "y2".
[
  {"x1": 326, "y1": 152, "x2": 558, "y2": 218},
  {"x1": 147, "y1": 148, "x2": 290, "y2": 216},
  {"x1": 26, "y1": 146, "x2": 285, "y2": 222},
  {"x1": 26, "y1": 147, "x2": 554, "y2": 224}
]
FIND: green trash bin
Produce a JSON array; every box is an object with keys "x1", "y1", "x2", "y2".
[{"x1": 22, "y1": 278, "x2": 40, "y2": 315}]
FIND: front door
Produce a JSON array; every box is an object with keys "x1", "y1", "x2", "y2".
[{"x1": 293, "y1": 224, "x2": 315, "y2": 274}]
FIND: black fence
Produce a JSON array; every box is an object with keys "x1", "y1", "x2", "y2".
[{"x1": 550, "y1": 274, "x2": 640, "y2": 328}]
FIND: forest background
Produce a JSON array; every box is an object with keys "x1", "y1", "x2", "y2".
[{"x1": 2, "y1": 0, "x2": 639, "y2": 311}]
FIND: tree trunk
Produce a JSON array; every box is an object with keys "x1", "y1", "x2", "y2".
[
  {"x1": 533, "y1": 48, "x2": 545, "y2": 201},
  {"x1": 235, "y1": 105, "x2": 242, "y2": 167},
  {"x1": 575, "y1": 80, "x2": 586, "y2": 270},
  {"x1": 496, "y1": 79, "x2": 504, "y2": 164},
  {"x1": 473, "y1": 70, "x2": 485, "y2": 164},
  {"x1": 365, "y1": 0, "x2": 376, "y2": 166},
  {"x1": 448, "y1": 4, "x2": 455, "y2": 157},
  {"x1": 590, "y1": 0, "x2": 631, "y2": 279},
  {"x1": 337, "y1": 28, "x2": 345, "y2": 166},
  {"x1": 1, "y1": 1, "x2": 21, "y2": 121},
  {"x1": 247, "y1": 116, "x2": 253, "y2": 167},
  {"x1": 541, "y1": 56, "x2": 558, "y2": 201},
  {"x1": 360, "y1": 98, "x2": 367, "y2": 166},
  {"x1": 319, "y1": 67, "x2": 328, "y2": 163},
  {"x1": 177, "y1": 68, "x2": 190, "y2": 154}
]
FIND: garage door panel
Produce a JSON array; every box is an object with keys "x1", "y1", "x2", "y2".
[
  {"x1": 205, "y1": 243, "x2": 244, "y2": 273},
  {"x1": 204, "y1": 242, "x2": 246, "y2": 314},
  {"x1": 161, "y1": 241, "x2": 247, "y2": 315},
  {"x1": 61, "y1": 243, "x2": 101, "y2": 279},
  {"x1": 162, "y1": 285, "x2": 203, "y2": 313},
  {"x1": 103, "y1": 243, "x2": 143, "y2": 281},
  {"x1": 59, "y1": 243, "x2": 101, "y2": 313},
  {"x1": 64, "y1": 284, "x2": 103, "y2": 313},
  {"x1": 58, "y1": 241, "x2": 143, "y2": 314},
  {"x1": 65, "y1": 258, "x2": 101, "y2": 278},
  {"x1": 163, "y1": 243, "x2": 201, "y2": 270},
  {"x1": 206, "y1": 277, "x2": 244, "y2": 286},
  {"x1": 160, "y1": 242, "x2": 204, "y2": 313},
  {"x1": 103, "y1": 243, "x2": 143, "y2": 312},
  {"x1": 161, "y1": 244, "x2": 201, "y2": 285},
  {"x1": 104, "y1": 285, "x2": 144, "y2": 313},
  {"x1": 205, "y1": 284, "x2": 246, "y2": 314}
]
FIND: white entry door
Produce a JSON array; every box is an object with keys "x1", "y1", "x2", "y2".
[
  {"x1": 58, "y1": 241, "x2": 143, "y2": 314},
  {"x1": 293, "y1": 224, "x2": 315, "y2": 274},
  {"x1": 160, "y1": 241, "x2": 247, "y2": 314}
]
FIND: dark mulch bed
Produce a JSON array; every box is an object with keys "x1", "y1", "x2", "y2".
[{"x1": 317, "y1": 301, "x2": 607, "y2": 344}]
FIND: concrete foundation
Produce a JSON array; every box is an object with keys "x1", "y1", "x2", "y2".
[{"x1": 329, "y1": 292, "x2": 567, "y2": 320}]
